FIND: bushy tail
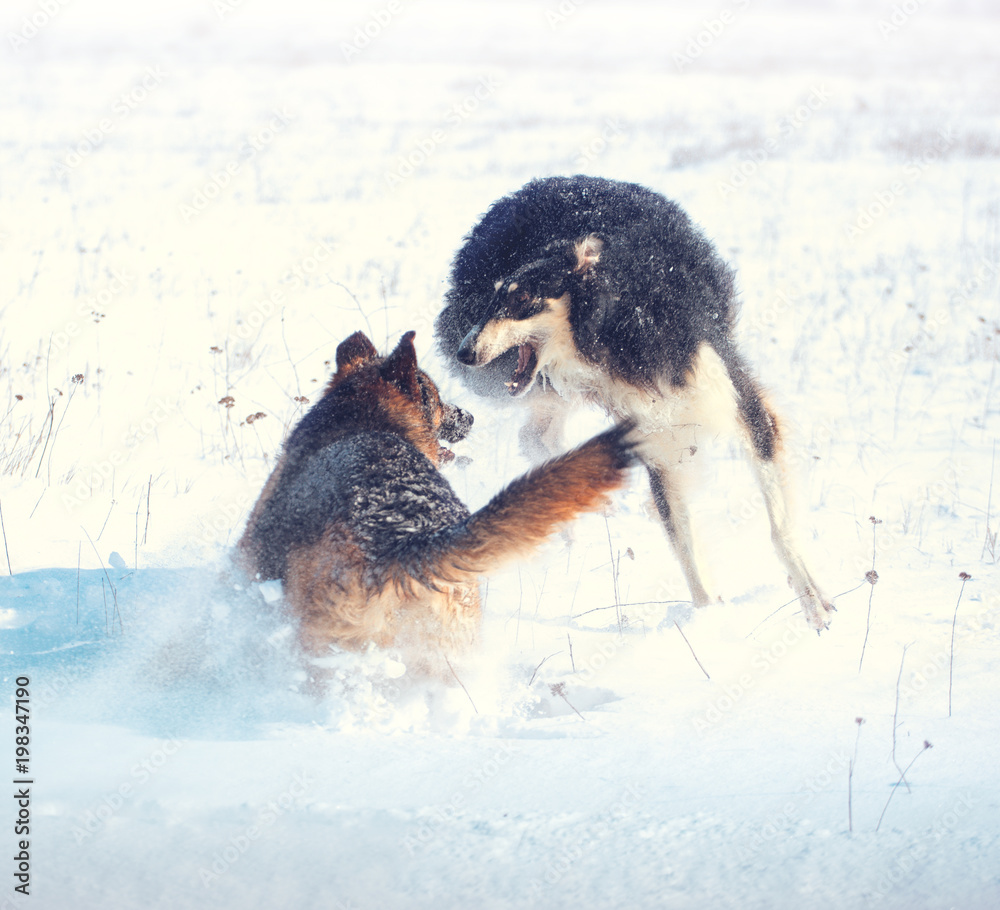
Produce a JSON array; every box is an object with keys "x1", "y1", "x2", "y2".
[{"x1": 408, "y1": 422, "x2": 638, "y2": 585}]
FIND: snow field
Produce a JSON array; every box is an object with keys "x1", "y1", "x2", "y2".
[{"x1": 1, "y1": 1, "x2": 999, "y2": 907}]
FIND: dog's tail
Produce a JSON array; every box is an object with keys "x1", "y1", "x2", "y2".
[{"x1": 402, "y1": 422, "x2": 639, "y2": 587}]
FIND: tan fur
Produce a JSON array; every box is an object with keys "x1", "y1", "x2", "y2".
[
  {"x1": 285, "y1": 524, "x2": 481, "y2": 663},
  {"x1": 468, "y1": 313, "x2": 537, "y2": 366},
  {"x1": 280, "y1": 425, "x2": 631, "y2": 668}
]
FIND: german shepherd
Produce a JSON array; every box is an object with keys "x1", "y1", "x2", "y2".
[
  {"x1": 435, "y1": 175, "x2": 834, "y2": 631},
  {"x1": 237, "y1": 330, "x2": 637, "y2": 667}
]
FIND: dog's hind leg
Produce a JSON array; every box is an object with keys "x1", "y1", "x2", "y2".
[
  {"x1": 645, "y1": 462, "x2": 715, "y2": 607},
  {"x1": 723, "y1": 347, "x2": 835, "y2": 631}
]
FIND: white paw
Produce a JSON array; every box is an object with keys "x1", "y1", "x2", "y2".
[{"x1": 799, "y1": 588, "x2": 835, "y2": 633}]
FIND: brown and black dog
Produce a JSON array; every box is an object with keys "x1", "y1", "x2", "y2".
[{"x1": 237, "y1": 330, "x2": 637, "y2": 670}]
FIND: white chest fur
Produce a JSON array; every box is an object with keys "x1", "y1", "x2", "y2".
[{"x1": 536, "y1": 296, "x2": 740, "y2": 447}]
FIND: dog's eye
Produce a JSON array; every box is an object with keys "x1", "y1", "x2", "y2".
[{"x1": 508, "y1": 289, "x2": 532, "y2": 313}]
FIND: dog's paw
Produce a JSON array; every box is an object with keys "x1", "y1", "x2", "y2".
[{"x1": 800, "y1": 590, "x2": 835, "y2": 634}]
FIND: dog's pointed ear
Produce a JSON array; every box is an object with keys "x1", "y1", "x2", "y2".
[
  {"x1": 335, "y1": 331, "x2": 378, "y2": 372},
  {"x1": 380, "y1": 330, "x2": 420, "y2": 398},
  {"x1": 572, "y1": 234, "x2": 604, "y2": 273}
]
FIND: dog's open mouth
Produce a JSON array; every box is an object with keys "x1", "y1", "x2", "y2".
[{"x1": 504, "y1": 343, "x2": 538, "y2": 396}]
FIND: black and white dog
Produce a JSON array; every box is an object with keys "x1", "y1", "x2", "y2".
[{"x1": 435, "y1": 175, "x2": 834, "y2": 631}]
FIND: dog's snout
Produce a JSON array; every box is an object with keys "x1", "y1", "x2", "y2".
[
  {"x1": 440, "y1": 404, "x2": 474, "y2": 444},
  {"x1": 456, "y1": 328, "x2": 481, "y2": 366}
]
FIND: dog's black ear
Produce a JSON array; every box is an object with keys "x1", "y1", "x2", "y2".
[
  {"x1": 381, "y1": 330, "x2": 420, "y2": 399},
  {"x1": 572, "y1": 234, "x2": 604, "y2": 273},
  {"x1": 336, "y1": 331, "x2": 378, "y2": 371}
]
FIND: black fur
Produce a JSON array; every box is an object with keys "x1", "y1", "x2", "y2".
[
  {"x1": 248, "y1": 431, "x2": 470, "y2": 588},
  {"x1": 435, "y1": 174, "x2": 738, "y2": 395}
]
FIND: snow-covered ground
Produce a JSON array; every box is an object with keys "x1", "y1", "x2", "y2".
[{"x1": 2, "y1": 1, "x2": 999, "y2": 907}]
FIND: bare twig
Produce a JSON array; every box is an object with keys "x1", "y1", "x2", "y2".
[
  {"x1": 379, "y1": 279, "x2": 391, "y2": 348},
  {"x1": 134, "y1": 491, "x2": 140, "y2": 572},
  {"x1": 32, "y1": 394, "x2": 56, "y2": 479},
  {"x1": 113, "y1": 586, "x2": 124, "y2": 634},
  {"x1": 876, "y1": 741, "x2": 932, "y2": 833},
  {"x1": 97, "y1": 493, "x2": 116, "y2": 540},
  {"x1": 331, "y1": 281, "x2": 375, "y2": 340},
  {"x1": 82, "y1": 525, "x2": 118, "y2": 632},
  {"x1": 674, "y1": 620, "x2": 710, "y2": 680},
  {"x1": 848, "y1": 759, "x2": 855, "y2": 834},
  {"x1": 950, "y1": 572, "x2": 971, "y2": 717},
  {"x1": 513, "y1": 568, "x2": 523, "y2": 645},
  {"x1": 0, "y1": 498, "x2": 12, "y2": 574},
  {"x1": 44, "y1": 377, "x2": 81, "y2": 484},
  {"x1": 528, "y1": 651, "x2": 562, "y2": 687},
  {"x1": 143, "y1": 474, "x2": 151, "y2": 545},
  {"x1": 981, "y1": 440, "x2": 996, "y2": 561},
  {"x1": 31, "y1": 336, "x2": 56, "y2": 479},
  {"x1": 604, "y1": 514, "x2": 622, "y2": 635},
  {"x1": 531, "y1": 567, "x2": 549, "y2": 634},
  {"x1": 566, "y1": 553, "x2": 586, "y2": 624},
  {"x1": 858, "y1": 516, "x2": 882, "y2": 673},
  {"x1": 549, "y1": 682, "x2": 585, "y2": 721},
  {"x1": 280, "y1": 308, "x2": 303, "y2": 402},
  {"x1": 849, "y1": 716, "x2": 865, "y2": 833},
  {"x1": 572, "y1": 598, "x2": 690, "y2": 621},
  {"x1": 892, "y1": 644, "x2": 911, "y2": 792},
  {"x1": 567, "y1": 632, "x2": 576, "y2": 673},
  {"x1": 444, "y1": 656, "x2": 478, "y2": 715}
]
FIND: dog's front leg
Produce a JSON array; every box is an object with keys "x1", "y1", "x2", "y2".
[{"x1": 518, "y1": 385, "x2": 570, "y2": 463}]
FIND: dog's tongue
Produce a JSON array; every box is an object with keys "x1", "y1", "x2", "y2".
[
  {"x1": 505, "y1": 344, "x2": 535, "y2": 395},
  {"x1": 516, "y1": 343, "x2": 532, "y2": 374}
]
